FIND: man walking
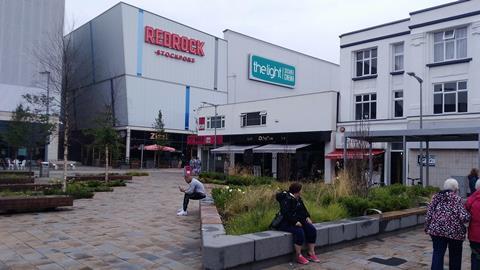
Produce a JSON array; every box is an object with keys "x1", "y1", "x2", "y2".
[{"x1": 177, "y1": 170, "x2": 206, "y2": 216}]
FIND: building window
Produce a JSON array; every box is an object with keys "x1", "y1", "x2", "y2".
[
  {"x1": 355, "y1": 48, "x2": 377, "y2": 77},
  {"x1": 433, "y1": 81, "x2": 467, "y2": 114},
  {"x1": 206, "y1": 116, "x2": 225, "y2": 129},
  {"x1": 393, "y1": 90, "x2": 403, "y2": 118},
  {"x1": 355, "y1": 93, "x2": 377, "y2": 120},
  {"x1": 392, "y1": 43, "x2": 404, "y2": 71},
  {"x1": 241, "y1": 112, "x2": 267, "y2": 127},
  {"x1": 433, "y1": 27, "x2": 467, "y2": 63}
]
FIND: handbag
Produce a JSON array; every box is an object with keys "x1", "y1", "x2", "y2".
[{"x1": 270, "y1": 212, "x2": 283, "y2": 229}]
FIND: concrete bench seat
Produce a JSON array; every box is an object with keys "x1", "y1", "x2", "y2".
[{"x1": 200, "y1": 186, "x2": 428, "y2": 269}]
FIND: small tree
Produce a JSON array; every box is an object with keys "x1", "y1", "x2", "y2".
[
  {"x1": 152, "y1": 110, "x2": 168, "y2": 167},
  {"x1": 3, "y1": 104, "x2": 55, "y2": 171},
  {"x1": 88, "y1": 106, "x2": 121, "y2": 182}
]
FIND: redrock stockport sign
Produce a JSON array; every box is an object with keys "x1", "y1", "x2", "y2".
[{"x1": 144, "y1": 26, "x2": 205, "y2": 63}]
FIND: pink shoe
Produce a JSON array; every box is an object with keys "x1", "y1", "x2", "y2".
[
  {"x1": 306, "y1": 253, "x2": 320, "y2": 263},
  {"x1": 297, "y1": 254, "x2": 309, "y2": 265}
]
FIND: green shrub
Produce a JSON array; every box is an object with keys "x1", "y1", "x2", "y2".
[
  {"x1": 338, "y1": 196, "x2": 374, "y2": 217},
  {"x1": 200, "y1": 172, "x2": 226, "y2": 180},
  {"x1": 212, "y1": 187, "x2": 236, "y2": 211},
  {"x1": 0, "y1": 190, "x2": 43, "y2": 197},
  {"x1": 125, "y1": 171, "x2": 149, "y2": 176},
  {"x1": 305, "y1": 201, "x2": 348, "y2": 222},
  {"x1": 65, "y1": 183, "x2": 94, "y2": 199},
  {"x1": 225, "y1": 207, "x2": 277, "y2": 235},
  {"x1": 107, "y1": 180, "x2": 127, "y2": 187}
]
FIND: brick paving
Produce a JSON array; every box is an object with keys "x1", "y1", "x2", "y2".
[
  {"x1": 267, "y1": 226, "x2": 472, "y2": 270},
  {"x1": 0, "y1": 169, "x2": 202, "y2": 270}
]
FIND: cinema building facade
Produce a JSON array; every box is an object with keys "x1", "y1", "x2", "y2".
[{"x1": 70, "y1": 2, "x2": 339, "y2": 175}]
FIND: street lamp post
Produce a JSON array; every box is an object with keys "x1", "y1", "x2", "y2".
[
  {"x1": 202, "y1": 102, "x2": 219, "y2": 172},
  {"x1": 407, "y1": 72, "x2": 424, "y2": 185},
  {"x1": 40, "y1": 71, "x2": 51, "y2": 163}
]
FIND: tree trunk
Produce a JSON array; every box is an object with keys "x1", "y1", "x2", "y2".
[
  {"x1": 62, "y1": 119, "x2": 68, "y2": 192},
  {"x1": 105, "y1": 145, "x2": 109, "y2": 183}
]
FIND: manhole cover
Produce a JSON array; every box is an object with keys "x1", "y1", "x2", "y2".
[{"x1": 368, "y1": 257, "x2": 407, "y2": 266}]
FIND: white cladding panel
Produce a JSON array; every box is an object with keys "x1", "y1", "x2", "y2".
[
  {"x1": 224, "y1": 30, "x2": 339, "y2": 103},
  {"x1": 198, "y1": 92, "x2": 337, "y2": 136},
  {"x1": 74, "y1": 76, "x2": 128, "y2": 130},
  {"x1": 0, "y1": 0, "x2": 64, "y2": 112},
  {"x1": 125, "y1": 76, "x2": 227, "y2": 131},
  {"x1": 122, "y1": 4, "x2": 227, "y2": 91}
]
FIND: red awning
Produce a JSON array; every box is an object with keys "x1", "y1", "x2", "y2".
[
  {"x1": 325, "y1": 149, "x2": 384, "y2": 159},
  {"x1": 143, "y1": 145, "x2": 176, "y2": 152}
]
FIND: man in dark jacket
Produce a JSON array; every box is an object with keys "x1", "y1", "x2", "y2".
[{"x1": 276, "y1": 182, "x2": 319, "y2": 265}]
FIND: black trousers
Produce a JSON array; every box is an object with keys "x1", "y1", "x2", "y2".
[
  {"x1": 431, "y1": 235, "x2": 463, "y2": 270},
  {"x1": 183, "y1": 192, "x2": 206, "y2": 211}
]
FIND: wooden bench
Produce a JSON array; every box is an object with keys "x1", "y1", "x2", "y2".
[{"x1": 0, "y1": 195, "x2": 73, "y2": 213}]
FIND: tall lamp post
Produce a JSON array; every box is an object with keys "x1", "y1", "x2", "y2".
[
  {"x1": 202, "y1": 102, "x2": 219, "y2": 172},
  {"x1": 407, "y1": 72, "x2": 424, "y2": 185},
  {"x1": 40, "y1": 71, "x2": 51, "y2": 163}
]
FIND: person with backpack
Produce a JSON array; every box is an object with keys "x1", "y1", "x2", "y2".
[
  {"x1": 466, "y1": 180, "x2": 480, "y2": 270},
  {"x1": 274, "y1": 182, "x2": 319, "y2": 265}
]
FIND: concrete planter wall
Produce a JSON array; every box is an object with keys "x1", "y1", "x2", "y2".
[{"x1": 200, "y1": 193, "x2": 427, "y2": 270}]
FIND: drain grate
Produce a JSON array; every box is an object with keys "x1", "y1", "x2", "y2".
[{"x1": 368, "y1": 257, "x2": 407, "y2": 266}]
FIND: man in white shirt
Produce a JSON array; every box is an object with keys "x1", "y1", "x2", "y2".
[{"x1": 177, "y1": 172, "x2": 206, "y2": 216}]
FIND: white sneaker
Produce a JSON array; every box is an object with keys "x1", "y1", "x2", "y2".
[
  {"x1": 177, "y1": 208, "x2": 184, "y2": 213},
  {"x1": 177, "y1": 210, "x2": 188, "y2": 216}
]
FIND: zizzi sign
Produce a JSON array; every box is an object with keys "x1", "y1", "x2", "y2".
[
  {"x1": 249, "y1": 55, "x2": 295, "y2": 88},
  {"x1": 144, "y1": 26, "x2": 205, "y2": 63}
]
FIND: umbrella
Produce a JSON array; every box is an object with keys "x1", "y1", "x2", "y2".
[{"x1": 144, "y1": 145, "x2": 176, "y2": 152}]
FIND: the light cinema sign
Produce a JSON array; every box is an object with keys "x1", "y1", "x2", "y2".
[{"x1": 144, "y1": 26, "x2": 205, "y2": 63}]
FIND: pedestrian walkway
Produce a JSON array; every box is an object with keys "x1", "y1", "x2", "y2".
[
  {"x1": 267, "y1": 226, "x2": 471, "y2": 270},
  {"x1": 0, "y1": 170, "x2": 201, "y2": 270}
]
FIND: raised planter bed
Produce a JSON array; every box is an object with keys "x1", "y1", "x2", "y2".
[
  {"x1": 0, "y1": 171, "x2": 34, "y2": 176},
  {"x1": 0, "y1": 178, "x2": 35, "y2": 184},
  {"x1": 0, "y1": 195, "x2": 73, "y2": 213},
  {"x1": 0, "y1": 183, "x2": 62, "y2": 192},
  {"x1": 200, "y1": 188, "x2": 427, "y2": 270},
  {"x1": 67, "y1": 175, "x2": 132, "y2": 181}
]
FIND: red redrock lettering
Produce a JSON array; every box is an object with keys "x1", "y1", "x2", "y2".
[
  {"x1": 163, "y1": 31, "x2": 172, "y2": 48},
  {"x1": 180, "y1": 36, "x2": 189, "y2": 52},
  {"x1": 144, "y1": 25, "x2": 205, "y2": 57},
  {"x1": 155, "y1": 29, "x2": 163, "y2": 45},
  {"x1": 145, "y1": 26, "x2": 154, "y2": 43},
  {"x1": 196, "y1": 41, "x2": 205, "y2": 56},
  {"x1": 172, "y1": 34, "x2": 181, "y2": 50},
  {"x1": 188, "y1": 39, "x2": 196, "y2": 55}
]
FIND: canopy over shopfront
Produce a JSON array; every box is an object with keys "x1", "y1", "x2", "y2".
[
  {"x1": 252, "y1": 144, "x2": 310, "y2": 153},
  {"x1": 211, "y1": 145, "x2": 258, "y2": 154},
  {"x1": 343, "y1": 127, "x2": 480, "y2": 186},
  {"x1": 143, "y1": 145, "x2": 176, "y2": 152},
  {"x1": 325, "y1": 149, "x2": 384, "y2": 159}
]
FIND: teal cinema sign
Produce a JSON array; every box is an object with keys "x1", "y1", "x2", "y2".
[{"x1": 249, "y1": 55, "x2": 295, "y2": 88}]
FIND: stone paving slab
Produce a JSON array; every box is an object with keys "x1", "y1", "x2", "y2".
[
  {"x1": 0, "y1": 170, "x2": 202, "y2": 269},
  {"x1": 266, "y1": 226, "x2": 471, "y2": 270}
]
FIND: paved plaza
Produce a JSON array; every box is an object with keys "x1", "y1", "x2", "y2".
[
  {"x1": 0, "y1": 169, "x2": 202, "y2": 270},
  {"x1": 268, "y1": 226, "x2": 472, "y2": 270},
  {"x1": 0, "y1": 168, "x2": 474, "y2": 270}
]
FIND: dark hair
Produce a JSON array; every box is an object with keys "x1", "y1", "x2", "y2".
[
  {"x1": 288, "y1": 182, "x2": 302, "y2": 194},
  {"x1": 469, "y1": 168, "x2": 479, "y2": 177}
]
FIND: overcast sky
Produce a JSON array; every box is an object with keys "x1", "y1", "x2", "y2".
[{"x1": 65, "y1": 0, "x2": 452, "y2": 64}]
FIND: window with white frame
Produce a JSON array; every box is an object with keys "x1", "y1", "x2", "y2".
[
  {"x1": 206, "y1": 115, "x2": 225, "y2": 129},
  {"x1": 433, "y1": 81, "x2": 467, "y2": 114},
  {"x1": 355, "y1": 48, "x2": 377, "y2": 77},
  {"x1": 433, "y1": 27, "x2": 467, "y2": 62},
  {"x1": 240, "y1": 111, "x2": 266, "y2": 127},
  {"x1": 355, "y1": 93, "x2": 377, "y2": 120},
  {"x1": 392, "y1": 43, "x2": 404, "y2": 71},
  {"x1": 393, "y1": 90, "x2": 403, "y2": 118}
]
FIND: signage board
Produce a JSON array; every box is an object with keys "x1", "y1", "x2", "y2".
[
  {"x1": 417, "y1": 155, "x2": 436, "y2": 166},
  {"x1": 249, "y1": 55, "x2": 295, "y2": 88}
]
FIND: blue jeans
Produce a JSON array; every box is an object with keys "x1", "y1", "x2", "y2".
[
  {"x1": 279, "y1": 222, "x2": 317, "y2": 246},
  {"x1": 470, "y1": 241, "x2": 480, "y2": 270},
  {"x1": 431, "y1": 235, "x2": 463, "y2": 270}
]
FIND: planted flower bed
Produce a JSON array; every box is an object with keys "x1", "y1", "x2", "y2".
[
  {"x1": 0, "y1": 183, "x2": 62, "y2": 192},
  {"x1": 67, "y1": 174, "x2": 132, "y2": 181},
  {"x1": 211, "y1": 181, "x2": 438, "y2": 235}
]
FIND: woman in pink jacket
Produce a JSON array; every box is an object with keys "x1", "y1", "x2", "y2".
[{"x1": 466, "y1": 179, "x2": 480, "y2": 270}]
